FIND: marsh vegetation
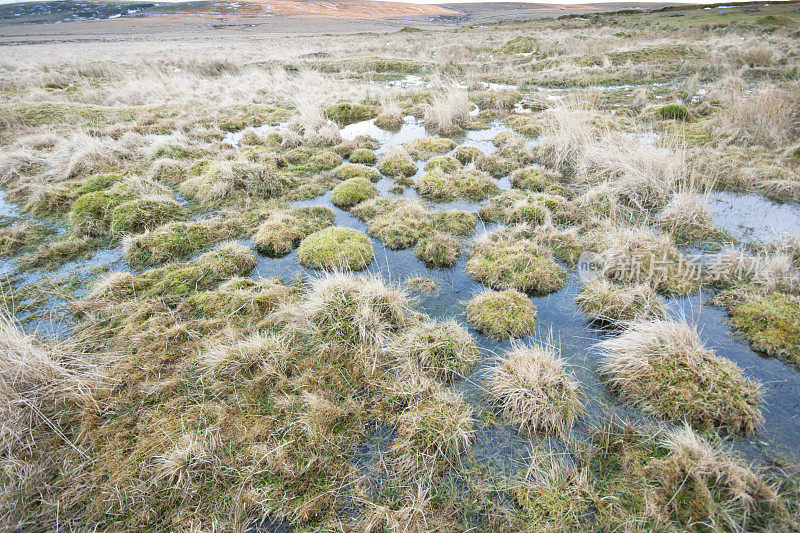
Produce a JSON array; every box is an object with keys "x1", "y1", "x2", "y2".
[{"x1": 1, "y1": 2, "x2": 800, "y2": 530}]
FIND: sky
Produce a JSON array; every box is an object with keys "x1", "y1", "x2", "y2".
[{"x1": 0, "y1": 0, "x2": 713, "y2": 4}]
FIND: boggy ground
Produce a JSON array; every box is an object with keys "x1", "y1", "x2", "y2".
[{"x1": 2, "y1": 2, "x2": 800, "y2": 531}]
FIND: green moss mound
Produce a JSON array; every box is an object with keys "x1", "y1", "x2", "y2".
[
  {"x1": 348, "y1": 148, "x2": 377, "y2": 165},
  {"x1": 296, "y1": 227, "x2": 374, "y2": 271},
  {"x1": 727, "y1": 292, "x2": 800, "y2": 366},
  {"x1": 69, "y1": 190, "x2": 127, "y2": 236},
  {"x1": 466, "y1": 289, "x2": 537, "y2": 340},
  {"x1": 253, "y1": 206, "x2": 334, "y2": 258},
  {"x1": 657, "y1": 104, "x2": 692, "y2": 121},
  {"x1": 324, "y1": 103, "x2": 378, "y2": 125},
  {"x1": 334, "y1": 162, "x2": 380, "y2": 181},
  {"x1": 466, "y1": 238, "x2": 566, "y2": 295},
  {"x1": 330, "y1": 177, "x2": 378, "y2": 208}
]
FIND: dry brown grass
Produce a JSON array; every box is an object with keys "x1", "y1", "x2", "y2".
[
  {"x1": 598, "y1": 319, "x2": 763, "y2": 433},
  {"x1": 717, "y1": 75, "x2": 795, "y2": 148},
  {"x1": 486, "y1": 341, "x2": 584, "y2": 436}
]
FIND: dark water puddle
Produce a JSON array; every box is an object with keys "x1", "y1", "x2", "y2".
[{"x1": 709, "y1": 191, "x2": 800, "y2": 244}]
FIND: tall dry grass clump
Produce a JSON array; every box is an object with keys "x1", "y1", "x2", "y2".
[
  {"x1": 486, "y1": 341, "x2": 584, "y2": 436},
  {"x1": 575, "y1": 279, "x2": 665, "y2": 326},
  {"x1": 707, "y1": 246, "x2": 799, "y2": 294},
  {"x1": 655, "y1": 189, "x2": 717, "y2": 235},
  {"x1": 659, "y1": 424, "x2": 778, "y2": 515},
  {"x1": 598, "y1": 319, "x2": 762, "y2": 433},
  {"x1": 717, "y1": 75, "x2": 794, "y2": 148},
  {"x1": 0, "y1": 311, "x2": 98, "y2": 529},
  {"x1": 423, "y1": 89, "x2": 471, "y2": 134},
  {"x1": 281, "y1": 273, "x2": 412, "y2": 374},
  {"x1": 537, "y1": 104, "x2": 686, "y2": 211},
  {"x1": 389, "y1": 389, "x2": 474, "y2": 477}
]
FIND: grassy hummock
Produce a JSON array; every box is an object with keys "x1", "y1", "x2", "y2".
[
  {"x1": 330, "y1": 177, "x2": 378, "y2": 208},
  {"x1": 389, "y1": 390, "x2": 474, "y2": 476},
  {"x1": 124, "y1": 217, "x2": 241, "y2": 267},
  {"x1": 296, "y1": 227, "x2": 374, "y2": 271},
  {"x1": 404, "y1": 136, "x2": 456, "y2": 160},
  {"x1": 391, "y1": 319, "x2": 478, "y2": 382},
  {"x1": 404, "y1": 276, "x2": 438, "y2": 293},
  {"x1": 377, "y1": 151, "x2": 418, "y2": 177},
  {"x1": 374, "y1": 111, "x2": 404, "y2": 130},
  {"x1": 486, "y1": 342, "x2": 583, "y2": 436},
  {"x1": 351, "y1": 197, "x2": 475, "y2": 251},
  {"x1": 109, "y1": 196, "x2": 187, "y2": 235},
  {"x1": 333, "y1": 162, "x2": 380, "y2": 181},
  {"x1": 725, "y1": 291, "x2": 800, "y2": 366},
  {"x1": 414, "y1": 170, "x2": 458, "y2": 201},
  {"x1": 324, "y1": 102, "x2": 378, "y2": 125},
  {"x1": 657, "y1": 103, "x2": 692, "y2": 121},
  {"x1": 0, "y1": 222, "x2": 50, "y2": 258},
  {"x1": 509, "y1": 165, "x2": 567, "y2": 194},
  {"x1": 466, "y1": 234, "x2": 566, "y2": 295},
  {"x1": 90, "y1": 241, "x2": 257, "y2": 304},
  {"x1": 413, "y1": 231, "x2": 460, "y2": 268},
  {"x1": 348, "y1": 148, "x2": 377, "y2": 165},
  {"x1": 424, "y1": 155, "x2": 461, "y2": 173},
  {"x1": 575, "y1": 279, "x2": 665, "y2": 326},
  {"x1": 598, "y1": 319, "x2": 763, "y2": 433},
  {"x1": 466, "y1": 289, "x2": 537, "y2": 340},
  {"x1": 309, "y1": 150, "x2": 343, "y2": 171},
  {"x1": 572, "y1": 421, "x2": 782, "y2": 531},
  {"x1": 253, "y1": 206, "x2": 335, "y2": 257}
]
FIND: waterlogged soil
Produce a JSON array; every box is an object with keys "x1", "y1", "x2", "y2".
[{"x1": 4, "y1": 115, "x2": 800, "y2": 480}]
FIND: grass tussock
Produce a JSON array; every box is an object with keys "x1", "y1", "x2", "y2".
[
  {"x1": 466, "y1": 289, "x2": 537, "y2": 340},
  {"x1": 486, "y1": 341, "x2": 584, "y2": 436},
  {"x1": 423, "y1": 89, "x2": 471, "y2": 134},
  {"x1": 390, "y1": 319, "x2": 478, "y2": 382},
  {"x1": 466, "y1": 229, "x2": 566, "y2": 295},
  {"x1": 575, "y1": 420, "x2": 784, "y2": 531},
  {"x1": 722, "y1": 290, "x2": 800, "y2": 366},
  {"x1": 330, "y1": 177, "x2": 378, "y2": 208},
  {"x1": 296, "y1": 227, "x2": 374, "y2": 271},
  {"x1": 575, "y1": 279, "x2": 665, "y2": 326},
  {"x1": 717, "y1": 75, "x2": 795, "y2": 149},
  {"x1": 389, "y1": 390, "x2": 474, "y2": 477},
  {"x1": 0, "y1": 311, "x2": 99, "y2": 530},
  {"x1": 598, "y1": 319, "x2": 763, "y2": 433},
  {"x1": 253, "y1": 206, "x2": 335, "y2": 258}
]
